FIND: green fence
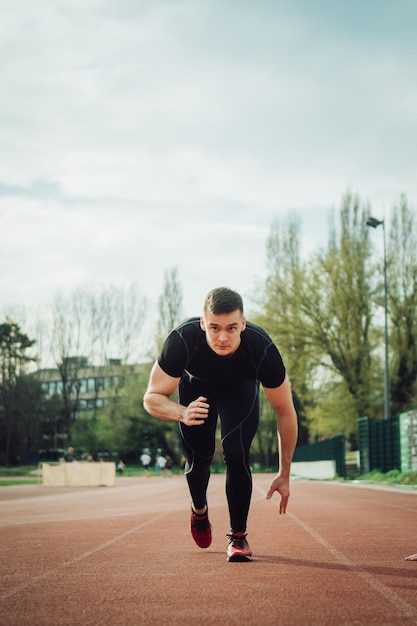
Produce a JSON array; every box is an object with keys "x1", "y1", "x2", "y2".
[
  {"x1": 398, "y1": 410, "x2": 417, "y2": 471},
  {"x1": 293, "y1": 435, "x2": 346, "y2": 478},
  {"x1": 358, "y1": 415, "x2": 401, "y2": 474},
  {"x1": 291, "y1": 411, "x2": 416, "y2": 479}
]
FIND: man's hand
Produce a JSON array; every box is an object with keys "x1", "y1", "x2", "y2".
[
  {"x1": 266, "y1": 474, "x2": 290, "y2": 514},
  {"x1": 182, "y1": 396, "x2": 209, "y2": 426}
]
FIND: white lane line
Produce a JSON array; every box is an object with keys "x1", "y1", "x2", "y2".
[
  {"x1": 253, "y1": 482, "x2": 417, "y2": 623},
  {"x1": 0, "y1": 511, "x2": 170, "y2": 601}
]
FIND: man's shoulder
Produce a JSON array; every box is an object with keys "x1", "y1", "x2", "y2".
[
  {"x1": 172, "y1": 317, "x2": 203, "y2": 340},
  {"x1": 175, "y1": 317, "x2": 201, "y2": 331},
  {"x1": 160, "y1": 318, "x2": 203, "y2": 366},
  {"x1": 244, "y1": 321, "x2": 274, "y2": 343}
]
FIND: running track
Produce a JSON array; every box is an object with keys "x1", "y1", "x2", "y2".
[{"x1": 1, "y1": 475, "x2": 416, "y2": 625}]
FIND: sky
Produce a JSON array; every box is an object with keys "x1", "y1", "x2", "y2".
[{"x1": 1, "y1": 0, "x2": 417, "y2": 327}]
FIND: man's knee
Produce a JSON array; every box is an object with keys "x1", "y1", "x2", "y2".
[
  {"x1": 185, "y1": 453, "x2": 214, "y2": 472},
  {"x1": 223, "y1": 447, "x2": 249, "y2": 468}
]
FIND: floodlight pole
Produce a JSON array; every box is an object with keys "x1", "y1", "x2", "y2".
[{"x1": 366, "y1": 217, "x2": 390, "y2": 420}]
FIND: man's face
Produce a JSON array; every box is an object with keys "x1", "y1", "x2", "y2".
[{"x1": 200, "y1": 310, "x2": 246, "y2": 356}]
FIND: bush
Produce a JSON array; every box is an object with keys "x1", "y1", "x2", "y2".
[
  {"x1": 357, "y1": 468, "x2": 417, "y2": 486},
  {"x1": 384, "y1": 469, "x2": 400, "y2": 483}
]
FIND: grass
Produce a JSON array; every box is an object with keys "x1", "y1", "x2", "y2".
[
  {"x1": 0, "y1": 465, "x2": 40, "y2": 486},
  {"x1": 0, "y1": 465, "x2": 39, "y2": 477},
  {"x1": 1, "y1": 465, "x2": 416, "y2": 486},
  {"x1": 353, "y1": 468, "x2": 417, "y2": 486},
  {"x1": 0, "y1": 464, "x2": 182, "y2": 484},
  {"x1": 0, "y1": 479, "x2": 40, "y2": 486}
]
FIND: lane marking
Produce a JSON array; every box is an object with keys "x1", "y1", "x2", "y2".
[
  {"x1": 254, "y1": 482, "x2": 417, "y2": 623},
  {"x1": 0, "y1": 511, "x2": 170, "y2": 601},
  {"x1": 1, "y1": 477, "x2": 227, "y2": 601}
]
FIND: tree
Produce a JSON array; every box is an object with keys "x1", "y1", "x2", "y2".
[
  {"x1": 258, "y1": 193, "x2": 379, "y2": 445},
  {"x1": 70, "y1": 362, "x2": 178, "y2": 463},
  {"x1": 387, "y1": 195, "x2": 417, "y2": 412},
  {"x1": 0, "y1": 321, "x2": 36, "y2": 464},
  {"x1": 117, "y1": 267, "x2": 186, "y2": 460},
  {"x1": 50, "y1": 291, "x2": 89, "y2": 433},
  {"x1": 155, "y1": 267, "x2": 184, "y2": 354},
  {"x1": 301, "y1": 194, "x2": 376, "y2": 423},
  {"x1": 80, "y1": 282, "x2": 148, "y2": 420},
  {"x1": 50, "y1": 283, "x2": 148, "y2": 434},
  {"x1": 253, "y1": 213, "x2": 316, "y2": 451}
]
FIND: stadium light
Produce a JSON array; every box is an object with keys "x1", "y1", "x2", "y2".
[{"x1": 366, "y1": 216, "x2": 390, "y2": 420}]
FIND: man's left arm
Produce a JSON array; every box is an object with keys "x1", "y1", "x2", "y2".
[{"x1": 263, "y1": 375, "x2": 298, "y2": 513}]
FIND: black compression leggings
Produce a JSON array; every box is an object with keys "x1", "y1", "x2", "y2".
[{"x1": 178, "y1": 378, "x2": 259, "y2": 532}]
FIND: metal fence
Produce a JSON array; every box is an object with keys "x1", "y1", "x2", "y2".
[
  {"x1": 292, "y1": 411, "x2": 415, "y2": 480},
  {"x1": 293, "y1": 435, "x2": 346, "y2": 478},
  {"x1": 358, "y1": 415, "x2": 401, "y2": 474}
]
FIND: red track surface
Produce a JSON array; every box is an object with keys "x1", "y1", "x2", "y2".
[{"x1": 1, "y1": 475, "x2": 417, "y2": 625}]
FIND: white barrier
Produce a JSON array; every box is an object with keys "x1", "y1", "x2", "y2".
[
  {"x1": 291, "y1": 460, "x2": 336, "y2": 480},
  {"x1": 42, "y1": 462, "x2": 116, "y2": 487}
]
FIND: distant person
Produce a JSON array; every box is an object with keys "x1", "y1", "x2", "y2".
[
  {"x1": 165, "y1": 455, "x2": 174, "y2": 477},
  {"x1": 63, "y1": 447, "x2": 74, "y2": 463},
  {"x1": 140, "y1": 451, "x2": 152, "y2": 477},
  {"x1": 156, "y1": 453, "x2": 167, "y2": 477},
  {"x1": 117, "y1": 460, "x2": 126, "y2": 475},
  {"x1": 143, "y1": 287, "x2": 298, "y2": 562},
  {"x1": 87, "y1": 454, "x2": 94, "y2": 462}
]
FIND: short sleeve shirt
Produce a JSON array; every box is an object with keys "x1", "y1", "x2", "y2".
[{"x1": 158, "y1": 317, "x2": 286, "y2": 388}]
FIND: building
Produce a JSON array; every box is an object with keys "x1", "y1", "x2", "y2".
[{"x1": 36, "y1": 357, "x2": 148, "y2": 412}]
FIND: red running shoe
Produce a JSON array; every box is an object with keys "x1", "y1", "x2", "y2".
[
  {"x1": 226, "y1": 532, "x2": 252, "y2": 562},
  {"x1": 190, "y1": 508, "x2": 212, "y2": 548}
]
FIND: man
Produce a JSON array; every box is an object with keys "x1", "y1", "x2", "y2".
[
  {"x1": 140, "y1": 450, "x2": 152, "y2": 477},
  {"x1": 155, "y1": 452, "x2": 168, "y2": 476},
  {"x1": 143, "y1": 287, "x2": 298, "y2": 562},
  {"x1": 63, "y1": 447, "x2": 74, "y2": 462}
]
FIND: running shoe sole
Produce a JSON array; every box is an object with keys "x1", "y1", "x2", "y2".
[{"x1": 227, "y1": 553, "x2": 253, "y2": 562}]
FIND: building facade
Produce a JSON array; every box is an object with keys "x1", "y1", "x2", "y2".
[{"x1": 36, "y1": 358, "x2": 147, "y2": 412}]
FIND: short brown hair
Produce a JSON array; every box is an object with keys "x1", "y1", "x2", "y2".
[{"x1": 203, "y1": 287, "x2": 244, "y2": 315}]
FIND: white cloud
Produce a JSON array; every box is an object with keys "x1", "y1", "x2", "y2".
[{"x1": 1, "y1": 0, "x2": 416, "y2": 329}]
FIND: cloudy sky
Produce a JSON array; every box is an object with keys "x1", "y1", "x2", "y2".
[{"x1": 1, "y1": 0, "x2": 417, "y2": 324}]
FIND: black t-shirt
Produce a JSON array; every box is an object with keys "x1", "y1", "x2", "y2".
[{"x1": 158, "y1": 317, "x2": 286, "y2": 388}]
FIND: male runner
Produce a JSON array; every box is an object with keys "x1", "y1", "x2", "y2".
[{"x1": 143, "y1": 287, "x2": 298, "y2": 561}]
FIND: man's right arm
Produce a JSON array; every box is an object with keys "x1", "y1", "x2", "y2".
[
  {"x1": 263, "y1": 375, "x2": 298, "y2": 513},
  {"x1": 143, "y1": 362, "x2": 209, "y2": 426}
]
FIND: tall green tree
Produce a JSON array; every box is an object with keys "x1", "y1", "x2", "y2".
[
  {"x1": 304, "y1": 193, "x2": 376, "y2": 422},
  {"x1": 254, "y1": 213, "x2": 314, "y2": 448},
  {"x1": 258, "y1": 193, "x2": 379, "y2": 444},
  {"x1": 0, "y1": 321, "x2": 36, "y2": 464},
  {"x1": 387, "y1": 195, "x2": 417, "y2": 412}
]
